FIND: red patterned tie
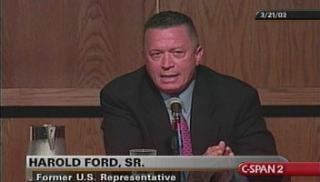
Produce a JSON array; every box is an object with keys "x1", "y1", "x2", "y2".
[{"x1": 178, "y1": 116, "x2": 193, "y2": 155}]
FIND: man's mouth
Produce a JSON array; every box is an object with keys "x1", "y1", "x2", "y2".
[
  {"x1": 160, "y1": 73, "x2": 179, "y2": 78},
  {"x1": 160, "y1": 74, "x2": 179, "y2": 83}
]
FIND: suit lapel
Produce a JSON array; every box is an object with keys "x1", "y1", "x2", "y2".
[
  {"x1": 190, "y1": 66, "x2": 221, "y2": 155},
  {"x1": 140, "y1": 71, "x2": 175, "y2": 153}
]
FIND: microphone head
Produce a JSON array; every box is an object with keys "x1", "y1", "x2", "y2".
[{"x1": 168, "y1": 97, "x2": 182, "y2": 113}]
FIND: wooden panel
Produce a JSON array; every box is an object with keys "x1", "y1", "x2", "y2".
[
  {"x1": 2, "y1": 88, "x2": 320, "y2": 106},
  {"x1": 159, "y1": 0, "x2": 320, "y2": 88},
  {"x1": 2, "y1": 88, "x2": 100, "y2": 106},
  {"x1": 0, "y1": 122, "x2": 2, "y2": 182},
  {"x1": 266, "y1": 118, "x2": 320, "y2": 182},
  {"x1": 2, "y1": 118, "x2": 104, "y2": 182},
  {"x1": 4, "y1": 0, "x2": 320, "y2": 89},
  {"x1": 2, "y1": 0, "x2": 155, "y2": 88},
  {"x1": 258, "y1": 88, "x2": 320, "y2": 105}
]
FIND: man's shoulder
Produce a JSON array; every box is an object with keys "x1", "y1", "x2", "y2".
[
  {"x1": 109, "y1": 66, "x2": 146, "y2": 84},
  {"x1": 100, "y1": 66, "x2": 147, "y2": 97},
  {"x1": 197, "y1": 65, "x2": 258, "y2": 95}
]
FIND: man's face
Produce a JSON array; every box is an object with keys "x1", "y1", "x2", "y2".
[{"x1": 144, "y1": 25, "x2": 203, "y2": 95}]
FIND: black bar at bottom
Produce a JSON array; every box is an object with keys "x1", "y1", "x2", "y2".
[
  {"x1": 0, "y1": 106, "x2": 102, "y2": 118},
  {"x1": 262, "y1": 106, "x2": 320, "y2": 117},
  {"x1": 1, "y1": 106, "x2": 320, "y2": 118}
]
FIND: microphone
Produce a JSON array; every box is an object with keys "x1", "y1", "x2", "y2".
[
  {"x1": 168, "y1": 97, "x2": 183, "y2": 155},
  {"x1": 169, "y1": 97, "x2": 182, "y2": 114}
]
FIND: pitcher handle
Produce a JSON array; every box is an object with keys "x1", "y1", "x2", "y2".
[{"x1": 47, "y1": 126, "x2": 56, "y2": 151}]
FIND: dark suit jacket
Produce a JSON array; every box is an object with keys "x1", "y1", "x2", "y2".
[{"x1": 100, "y1": 65, "x2": 277, "y2": 156}]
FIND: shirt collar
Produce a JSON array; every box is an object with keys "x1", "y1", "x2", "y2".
[{"x1": 161, "y1": 79, "x2": 195, "y2": 114}]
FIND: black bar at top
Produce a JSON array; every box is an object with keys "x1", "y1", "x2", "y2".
[
  {"x1": 1, "y1": 106, "x2": 320, "y2": 118},
  {"x1": 256, "y1": 10, "x2": 320, "y2": 20}
]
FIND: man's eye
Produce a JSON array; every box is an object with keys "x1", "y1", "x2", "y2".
[
  {"x1": 150, "y1": 52, "x2": 162, "y2": 59},
  {"x1": 173, "y1": 50, "x2": 185, "y2": 58}
]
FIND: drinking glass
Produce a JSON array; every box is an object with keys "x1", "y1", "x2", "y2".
[{"x1": 129, "y1": 149, "x2": 157, "y2": 181}]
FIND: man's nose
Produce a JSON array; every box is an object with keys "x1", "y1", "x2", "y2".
[{"x1": 161, "y1": 53, "x2": 174, "y2": 69}]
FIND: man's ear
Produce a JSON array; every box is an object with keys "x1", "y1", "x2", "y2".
[{"x1": 194, "y1": 46, "x2": 204, "y2": 65}]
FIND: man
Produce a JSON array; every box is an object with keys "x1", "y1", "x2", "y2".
[{"x1": 100, "y1": 11, "x2": 278, "y2": 181}]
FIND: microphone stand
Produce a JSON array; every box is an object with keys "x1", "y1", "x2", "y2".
[
  {"x1": 172, "y1": 111, "x2": 183, "y2": 155},
  {"x1": 169, "y1": 99, "x2": 185, "y2": 182}
]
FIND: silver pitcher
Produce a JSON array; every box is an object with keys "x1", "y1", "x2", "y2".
[{"x1": 28, "y1": 124, "x2": 66, "y2": 155}]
